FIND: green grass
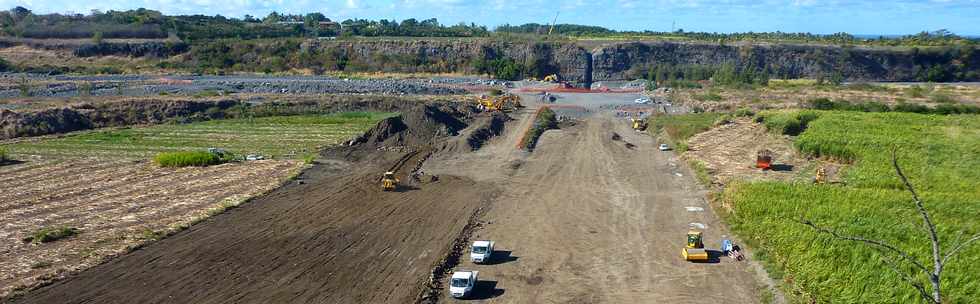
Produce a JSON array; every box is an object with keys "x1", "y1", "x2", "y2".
[
  {"x1": 688, "y1": 160, "x2": 712, "y2": 186},
  {"x1": 22, "y1": 227, "x2": 80, "y2": 245},
  {"x1": 647, "y1": 113, "x2": 723, "y2": 152},
  {"x1": 693, "y1": 92, "x2": 724, "y2": 102},
  {"x1": 154, "y1": 151, "x2": 224, "y2": 167},
  {"x1": 723, "y1": 111, "x2": 980, "y2": 303},
  {"x1": 7, "y1": 112, "x2": 394, "y2": 160},
  {"x1": 0, "y1": 147, "x2": 9, "y2": 163}
]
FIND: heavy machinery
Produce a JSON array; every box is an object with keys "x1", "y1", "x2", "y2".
[
  {"x1": 476, "y1": 94, "x2": 523, "y2": 112},
  {"x1": 814, "y1": 167, "x2": 827, "y2": 184},
  {"x1": 381, "y1": 171, "x2": 399, "y2": 191},
  {"x1": 631, "y1": 118, "x2": 648, "y2": 131},
  {"x1": 756, "y1": 149, "x2": 773, "y2": 170},
  {"x1": 682, "y1": 230, "x2": 709, "y2": 261},
  {"x1": 542, "y1": 74, "x2": 559, "y2": 83}
]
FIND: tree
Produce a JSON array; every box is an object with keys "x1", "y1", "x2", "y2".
[
  {"x1": 262, "y1": 12, "x2": 281, "y2": 24},
  {"x1": 10, "y1": 6, "x2": 31, "y2": 20},
  {"x1": 92, "y1": 31, "x2": 104, "y2": 44},
  {"x1": 304, "y1": 12, "x2": 326, "y2": 26},
  {"x1": 797, "y1": 151, "x2": 980, "y2": 304}
]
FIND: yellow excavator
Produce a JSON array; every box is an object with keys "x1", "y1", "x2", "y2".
[
  {"x1": 476, "y1": 94, "x2": 523, "y2": 112},
  {"x1": 381, "y1": 171, "x2": 399, "y2": 191},
  {"x1": 542, "y1": 74, "x2": 559, "y2": 83},
  {"x1": 682, "y1": 230, "x2": 709, "y2": 261}
]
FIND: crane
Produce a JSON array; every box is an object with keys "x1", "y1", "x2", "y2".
[{"x1": 548, "y1": 11, "x2": 559, "y2": 35}]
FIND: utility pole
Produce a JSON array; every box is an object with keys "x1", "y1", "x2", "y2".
[{"x1": 671, "y1": 20, "x2": 675, "y2": 32}]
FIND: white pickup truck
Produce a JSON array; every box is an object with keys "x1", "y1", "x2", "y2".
[
  {"x1": 470, "y1": 240, "x2": 495, "y2": 264},
  {"x1": 449, "y1": 270, "x2": 478, "y2": 298}
]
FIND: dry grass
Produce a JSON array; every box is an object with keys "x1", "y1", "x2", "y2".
[
  {"x1": 0, "y1": 157, "x2": 303, "y2": 298},
  {"x1": 670, "y1": 83, "x2": 980, "y2": 113}
]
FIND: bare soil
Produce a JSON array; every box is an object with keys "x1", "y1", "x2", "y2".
[
  {"x1": 683, "y1": 118, "x2": 811, "y2": 186},
  {"x1": 425, "y1": 95, "x2": 776, "y2": 303},
  {"x1": 0, "y1": 158, "x2": 302, "y2": 298},
  {"x1": 6, "y1": 94, "x2": 777, "y2": 303}
]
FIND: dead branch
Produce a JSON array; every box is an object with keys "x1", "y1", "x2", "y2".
[{"x1": 795, "y1": 217, "x2": 929, "y2": 273}]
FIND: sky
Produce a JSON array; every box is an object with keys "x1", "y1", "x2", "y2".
[{"x1": 1, "y1": 0, "x2": 978, "y2": 35}]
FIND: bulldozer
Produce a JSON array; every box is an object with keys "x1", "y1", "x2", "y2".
[
  {"x1": 381, "y1": 171, "x2": 399, "y2": 191},
  {"x1": 631, "y1": 117, "x2": 648, "y2": 131},
  {"x1": 756, "y1": 149, "x2": 773, "y2": 170},
  {"x1": 682, "y1": 230, "x2": 709, "y2": 261},
  {"x1": 542, "y1": 74, "x2": 560, "y2": 83}
]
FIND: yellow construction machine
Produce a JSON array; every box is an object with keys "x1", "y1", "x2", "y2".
[
  {"x1": 631, "y1": 118, "x2": 648, "y2": 131},
  {"x1": 682, "y1": 230, "x2": 709, "y2": 261},
  {"x1": 476, "y1": 94, "x2": 523, "y2": 112},
  {"x1": 381, "y1": 171, "x2": 399, "y2": 191},
  {"x1": 542, "y1": 74, "x2": 560, "y2": 83},
  {"x1": 814, "y1": 167, "x2": 827, "y2": 184}
]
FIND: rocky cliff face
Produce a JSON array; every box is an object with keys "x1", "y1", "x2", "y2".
[
  {"x1": 306, "y1": 39, "x2": 978, "y2": 83},
  {"x1": 589, "y1": 42, "x2": 978, "y2": 82},
  {"x1": 304, "y1": 39, "x2": 593, "y2": 83}
]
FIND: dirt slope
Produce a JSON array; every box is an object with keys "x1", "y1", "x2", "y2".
[{"x1": 8, "y1": 155, "x2": 493, "y2": 304}]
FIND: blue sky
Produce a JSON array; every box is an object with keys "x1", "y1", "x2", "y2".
[{"x1": 2, "y1": 0, "x2": 978, "y2": 35}]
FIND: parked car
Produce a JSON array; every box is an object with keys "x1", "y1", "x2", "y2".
[
  {"x1": 449, "y1": 270, "x2": 478, "y2": 298},
  {"x1": 470, "y1": 240, "x2": 495, "y2": 263},
  {"x1": 659, "y1": 144, "x2": 670, "y2": 151}
]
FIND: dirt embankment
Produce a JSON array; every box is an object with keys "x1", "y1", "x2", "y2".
[
  {"x1": 0, "y1": 99, "x2": 238, "y2": 139},
  {"x1": 0, "y1": 95, "x2": 468, "y2": 140},
  {"x1": 6, "y1": 99, "x2": 504, "y2": 304}
]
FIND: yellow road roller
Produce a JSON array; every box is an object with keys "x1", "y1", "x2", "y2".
[{"x1": 682, "y1": 230, "x2": 709, "y2": 261}]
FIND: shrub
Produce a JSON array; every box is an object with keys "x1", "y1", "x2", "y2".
[
  {"x1": 0, "y1": 147, "x2": 9, "y2": 163},
  {"x1": 758, "y1": 110, "x2": 822, "y2": 136},
  {"x1": 520, "y1": 108, "x2": 558, "y2": 150},
  {"x1": 23, "y1": 227, "x2": 80, "y2": 244},
  {"x1": 906, "y1": 85, "x2": 928, "y2": 98},
  {"x1": 693, "y1": 92, "x2": 723, "y2": 102},
  {"x1": 930, "y1": 93, "x2": 957, "y2": 104},
  {"x1": 154, "y1": 151, "x2": 224, "y2": 167},
  {"x1": 733, "y1": 108, "x2": 755, "y2": 117}
]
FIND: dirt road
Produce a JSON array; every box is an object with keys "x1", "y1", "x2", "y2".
[{"x1": 428, "y1": 93, "x2": 769, "y2": 303}]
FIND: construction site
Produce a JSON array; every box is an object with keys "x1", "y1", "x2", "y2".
[
  {"x1": 1, "y1": 4, "x2": 979, "y2": 303},
  {"x1": 0, "y1": 78, "x2": 782, "y2": 303}
]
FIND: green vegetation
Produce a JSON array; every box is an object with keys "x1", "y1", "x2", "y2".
[
  {"x1": 723, "y1": 111, "x2": 980, "y2": 303},
  {"x1": 6, "y1": 112, "x2": 393, "y2": 159},
  {"x1": 0, "y1": 147, "x2": 9, "y2": 163},
  {"x1": 647, "y1": 113, "x2": 723, "y2": 152},
  {"x1": 641, "y1": 63, "x2": 770, "y2": 89},
  {"x1": 688, "y1": 160, "x2": 712, "y2": 186},
  {"x1": 22, "y1": 227, "x2": 80, "y2": 244},
  {"x1": 7, "y1": 5, "x2": 972, "y2": 47},
  {"x1": 521, "y1": 108, "x2": 558, "y2": 150},
  {"x1": 153, "y1": 151, "x2": 224, "y2": 167},
  {"x1": 806, "y1": 98, "x2": 980, "y2": 115},
  {"x1": 756, "y1": 110, "x2": 823, "y2": 136}
]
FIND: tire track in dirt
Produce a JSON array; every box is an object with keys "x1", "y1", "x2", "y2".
[{"x1": 8, "y1": 162, "x2": 495, "y2": 304}]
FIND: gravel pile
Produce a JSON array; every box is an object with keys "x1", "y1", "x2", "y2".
[{"x1": 0, "y1": 74, "x2": 474, "y2": 98}]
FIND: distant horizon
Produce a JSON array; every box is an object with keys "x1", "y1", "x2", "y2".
[{"x1": 1, "y1": 1, "x2": 978, "y2": 36}]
